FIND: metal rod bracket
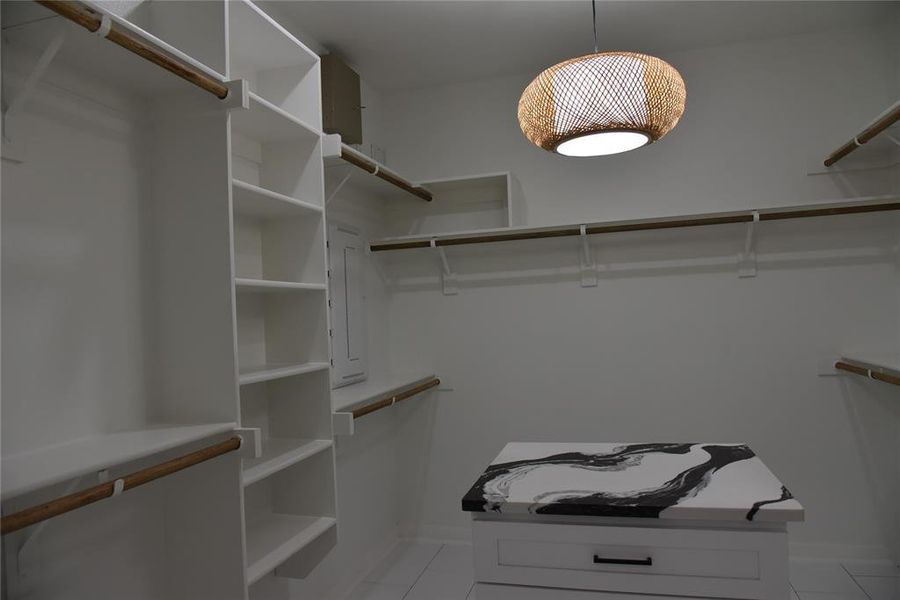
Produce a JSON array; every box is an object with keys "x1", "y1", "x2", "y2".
[
  {"x1": 737, "y1": 211, "x2": 759, "y2": 278},
  {"x1": 432, "y1": 240, "x2": 457, "y2": 295},
  {"x1": 234, "y1": 428, "x2": 261, "y2": 459},
  {"x1": 326, "y1": 171, "x2": 353, "y2": 205},
  {"x1": 579, "y1": 224, "x2": 598, "y2": 287},
  {"x1": 222, "y1": 79, "x2": 249, "y2": 110}
]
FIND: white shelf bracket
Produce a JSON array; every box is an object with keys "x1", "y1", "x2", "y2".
[
  {"x1": 234, "y1": 427, "x2": 262, "y2": 459},
  {"x1": 222, "y1": 79, "x2": 249, "y2": 111},
  {"x1": 579, "y1": 225, "x2": 598, "y2": 287},
  {"x1": 432, "y1": 240, "x2": 458, "y2": 295},
  {"x1": 2, "y1": 30, "x2": 66, "y2": 163},
  {"x1": 365, "y1": 244, "x2": 392, "y2": 288},
  {"x1": 326, "y1": 171, "x2": 353, "y2": 206},
  {"x1": 5, "y1": 474, "x2": 85, "y2": 595},
  {"x1": 332, "y1": 411, "x2": 354, "y2": 436},
  {"x1": 737, "y1": 211, "x2": 759, "y2": 278}
]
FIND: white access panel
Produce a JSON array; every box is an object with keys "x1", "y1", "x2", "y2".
[{"x1": 328, "y1": 223, "x2": 368, "y2": 388}]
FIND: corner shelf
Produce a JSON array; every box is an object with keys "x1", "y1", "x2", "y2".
[
  {"x1": 232, "y1": 179, "x2": 322, "y2": 219},
  {"x1": 1, "y1": 422, "x2": 237, "y2": 500},
  {"x1": 331, "y1": 373, "x2": 438, "y2": 436},
  {"x1": 323, "y1": 134, "x2": 433, "y2": 202},
  {"x1": 245, "y1": 513, "x2": 336, "y2": 585},
  {"x1": 239, "y1": 362, "x2": 330, "y2": 386},
  {"x1": 242, "y1": 438, "x2": 332, "y2": 487}
]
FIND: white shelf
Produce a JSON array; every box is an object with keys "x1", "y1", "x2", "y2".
[
  {"x1": 235, "y1": 278, "x2": 326, "y2": 293},
  {"x1": 242, "y1": 438, "x2": 332, "y2": 487},
  {"x1": 232, "y1": 179, "x2": 322, "y2": 219},
  {"x1": 239, "y1": 362, "x2": 330, "y2": 386},
  {"x1": 245, "y1": 513, "x2": 336, "y2": 585},
  {"x1": 840, "y1": 353, "x2": 900, "y2": 377},
  {"x1": 1, "y1": 422, "x2": 236, "y2": 500},
  {"x1": 1, "y1": 2, "x2": 226, "y2": 99},
  {"x1": 232, "y1": 92, "x2": 321, "y2": 144},
  {"x1": 228, "y1": 0, "x2": 318, "y2": 74},
  {"x1": 323, "y1": 135, "x2": 431, "y2": 202},
  {"x1": 332, "y1": 372, "x2": 437, "y2": 413}
]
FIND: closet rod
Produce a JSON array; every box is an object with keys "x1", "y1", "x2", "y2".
[
  {"x1": 340, "y1": 148, "x2": 434, "y2": 202},
  {"x1": 824, "y1": 101, "x2": 900, "y2": 166},
  {"x1": 352, "y1": 378, "x2": 441, "y2": 419},
  {"x1": 834, "y1": 361, "x2": 900, "y2": 387},
  {"x1": 369, "y1": 199, "x2": 900, "y2": 252},
  {"x1": 34, "y1": 0, "x2": 229, "y2": 99},
  {"x1": 0, "y1": 436, "x2": 242, "y2": 535}
]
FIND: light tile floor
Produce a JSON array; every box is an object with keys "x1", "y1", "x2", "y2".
[{"x1": 345, "y1": 541, "x2": 900, "y2": 600}]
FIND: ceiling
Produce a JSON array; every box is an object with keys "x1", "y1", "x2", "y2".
[{"x1": 262, "y1": 1, "x2": 897, "y2": 91}]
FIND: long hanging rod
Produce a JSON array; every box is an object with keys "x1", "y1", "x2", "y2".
[
  {"x1": 340, "y1": 146, "x2": 434, "y2": 202},
  {"x1": 34, "y1": 0, "x2": 229, "y2": 99},
  {"x1": 0, "y1": 436, "x2": 242, "y2": 535},
  {"x1": 351, "y1": 378, "x2": 441, "y2": 419},
  {"x1": 824, "y1": 101, "x2": 900, "y2": 167},
  {"x1": 834, "y1": 362, "x2": 900, "y2": 387},
  {"x1": 369, "y1": 198, "x2": 900, "y2": 252}
]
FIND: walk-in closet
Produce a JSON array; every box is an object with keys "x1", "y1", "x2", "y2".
[{"x1": 1, "y1": 1, "x2": 898, "y2": 599}]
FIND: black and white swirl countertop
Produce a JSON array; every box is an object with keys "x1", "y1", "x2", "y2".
[{"x1": 461, "y1": 443, "x2": 804, "y2": 522}]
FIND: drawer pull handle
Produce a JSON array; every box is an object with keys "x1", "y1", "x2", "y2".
[{"x1": 593, "y1": 555, "x2": 653, "y2": 566}]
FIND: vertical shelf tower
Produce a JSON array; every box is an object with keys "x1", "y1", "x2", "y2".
[{"x1": 226, "y1": 0, "x2": 338, "y2": 593}]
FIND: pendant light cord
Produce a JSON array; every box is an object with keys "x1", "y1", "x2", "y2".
[{"x1": 592, "y1": 0, "x2": 598, "y2": 53}]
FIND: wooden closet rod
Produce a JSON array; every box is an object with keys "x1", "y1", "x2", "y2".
[
  {"x1": 834, "y1": 361, "x2": 900, "y2": 387},
  {"x1": 369, "y1": 199, "x2": 900, "y2": 252},
  {"x1": 352, "y1": 378, "x2": 441, "y2": 419},
  {"x1": 340, "y1": 148, "x2": 434, "y2": 202},
  {"x1": 0, "y1": 436, "x2": 242, "y2": 535},
  {"x1": 34, "y1": 0, "x2": 230, "y2": 99},
  {"x1": 824, "y1": 102, "x2": 900, "y2": 166}
]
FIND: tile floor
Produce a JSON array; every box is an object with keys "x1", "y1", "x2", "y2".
[{"x1": 344, "y1": 541, "x2": 900, "y2": 600}]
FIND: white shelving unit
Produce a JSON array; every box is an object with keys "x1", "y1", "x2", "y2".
[
  {"x1": 227, "y1": 1, "x2": 338, "y2": 592},
  {"x1": 1, "y1": 1, "x2": 337, "y2": 598},
  {"x1": 1, "y1": 0, "x2": 248, "y2": 597}
]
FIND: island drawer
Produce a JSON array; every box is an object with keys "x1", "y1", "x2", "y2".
[{"x1": 473, "y1": 519, "x2": 789, "y2": 599}]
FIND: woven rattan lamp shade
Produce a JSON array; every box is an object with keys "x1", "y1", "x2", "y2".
[{"x1": 518, "y1": 51, "x2": 686, "y2": 156}]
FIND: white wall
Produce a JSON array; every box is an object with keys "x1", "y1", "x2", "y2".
[{"x1": 377, "y1": 23, "x2": 900, "y2": 559}]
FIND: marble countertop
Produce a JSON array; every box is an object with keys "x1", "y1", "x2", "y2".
[{"x1": 461, "y1": 442, "x2": 804, "y2": 522}]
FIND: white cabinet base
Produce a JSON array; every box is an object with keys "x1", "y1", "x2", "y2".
[
  {"x1": 472, "y1": 516, "x2": 791, "y2": 600},
  {"x1": 472, "y1": 582, "x2": 792, "y2": 600}
]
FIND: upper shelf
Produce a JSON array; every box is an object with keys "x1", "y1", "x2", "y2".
[
  {"x1": 369, "y1": 195, "x2": 900, "y2": 252},
  {"x1": 323, "y1": 134, "x2": 433, "y2": 202},
  {"x1": 824, "y1": 100, "x2": 900, "y2": 167},
  {"x1": 1, "y1": 1, "x2": 227, "y2": 100},
  {"x1": 228, "y1": 0, "x2": 318, "y2": 76},
  {"x1": 1, "y1": 422, "x2": 237, "y2": 500}
]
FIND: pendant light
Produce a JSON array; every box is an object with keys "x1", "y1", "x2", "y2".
[{"x1": 518, "y1": 0, "x2": 686, "y2": 157}]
